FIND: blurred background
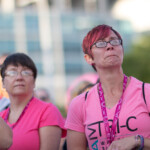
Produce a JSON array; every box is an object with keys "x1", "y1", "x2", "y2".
[{"x1": 0, "y1": 0, "x2": 150, "y2": 113}]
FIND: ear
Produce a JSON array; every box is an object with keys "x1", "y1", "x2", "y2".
[{"x1": 84, "y1": 54, "x2": 94, "y2": 65}]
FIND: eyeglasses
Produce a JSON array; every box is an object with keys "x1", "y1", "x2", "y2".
[
  {"x1": 91, "y1": 39, "x2": 122, "y2": 49},
  {"x1": 5, "y1": 70, "x2": 33, "y2": 77}
]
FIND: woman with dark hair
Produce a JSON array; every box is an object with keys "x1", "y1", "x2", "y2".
[
  {"x1": 65, "y1": 25, "x2": 150, "y2": 150},
  {"x1": 0, "y1": 53, "x2": 66, "y2": 150}
]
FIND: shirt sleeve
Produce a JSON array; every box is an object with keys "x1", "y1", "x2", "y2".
[
  {"x1": 39, "y1": 103, "x2": 66, "y2": 137},
  {"x1": 65, "y1": 94, "x2": 85, "y2": 133},
  {"x1": 144, "y1": 83, "x2": 150, "y2": 112}
]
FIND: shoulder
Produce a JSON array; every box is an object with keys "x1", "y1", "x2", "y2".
[
  {"x1": 129, "y1": 76, "x2": 150, "y2": 90},
  {"x1": 66, "y1": 83, "x2": 98, "y2": 121},
  {"x1": 67, "y1": 91, "x2": 87, "y2": 113},
  {"x1": 85, "y1": 83, "x2": 98, "y2": 99},
  {"x1": 33, "y1": 97, "x2": 62, "y2": 114},
  {"x1": 129, "y1": 76, "x2": 142, "y2": 86},
  {"x1": 31, "y1": 97, "x2": 52, "y2": 109},
  {"x1": 127, "y1": 76, "x2": 143, "y2": 92},
  {"x1": 69, "y1": 92, "x2": 86, "y2": 108},
  {"x1": 68, "y1": 83, "x2": 98, "y2": 110},
  {"x1": 29, "y1": 97, "x2": 63, "y2": 121},
  {"x1": 65, "y1": 93, "x2": 86, "y2": 132},
  {"x1": 31, "y1": 98, "x2": 66, "y2": 136},
  {"x1": 129, "y1": 76, "x2": 150, "y2": 107}
]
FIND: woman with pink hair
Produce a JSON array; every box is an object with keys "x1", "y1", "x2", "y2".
[{"x1": 65, "y1": 24, "x2": 150, "y2": 150}]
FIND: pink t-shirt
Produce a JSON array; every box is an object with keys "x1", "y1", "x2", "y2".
[
  {"x1": 65, "y1": 77, "x2": 150, "y2": 150},
  {"x1": 0, "y1": 97, "x2": 66, "y2": 150}
]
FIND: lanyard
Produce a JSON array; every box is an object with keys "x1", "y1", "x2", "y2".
[
  {"x1": 98, "y1": 75, "x2": 128, "y2": 145},
  {"x1": 4, "y1": 97, "x2": 33, "y2": 129}
]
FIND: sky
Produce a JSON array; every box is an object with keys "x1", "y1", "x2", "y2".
[{"x1": 112, "y1": 0, "x2": 150, "y2": 32}]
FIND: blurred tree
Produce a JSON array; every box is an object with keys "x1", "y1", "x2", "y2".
[{"x1": 123, "y1": 33, "x2": 150, "y2": 83}]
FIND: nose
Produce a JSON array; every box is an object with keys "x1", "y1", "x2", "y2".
[
  {"x1": 16, "y1": 72, "x2": 24, "y2": 79},
  {"x1": 106, "y1": 42, "x2": 114, "y2": 51}
]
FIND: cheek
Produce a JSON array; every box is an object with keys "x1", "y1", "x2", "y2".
[
  {"x1": 2, "y1": 79, "x2": 7, "y2": 89},
  {"x1": 121, "y1": 49, "x2": 124, "y2": 57},
  {"x1": 93, "y1": 52, "x2": 103, "y2": 62},
  {"x1": 120, "y1": 45, "x2": 124, "y2": 53},
  {"x1": 92, "y1": 49, "x2": 101, "y2": 57},
  {"x1": 118, "y1": 46, "x2": 124, "y2": 57},
  {"x1": 2, "y1": 79, "x2": 12, "y2": 93},
  {"x1": 28, "y1": 79, "x2": 35, "y2": 88},
  {"x1": 119, "y1": 51, "x2": 124, "y2": 63}
]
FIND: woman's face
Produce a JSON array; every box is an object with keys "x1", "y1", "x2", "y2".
[
  {"x1": 2, "y1": 64, "x2": 35, "y2": 97},
  {"x1": 85, "y1": 30, "x2": 124, "y2": 71}
]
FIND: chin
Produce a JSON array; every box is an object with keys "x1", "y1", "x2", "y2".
[
  {"x1": 13, "y1": 91, "x2": 27, "y2": 96},
  {"x1": 108, "y1": 60, "x2": 121, "y2": 66}
]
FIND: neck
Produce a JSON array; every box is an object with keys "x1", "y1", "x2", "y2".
[
  {"x1": 9, "y1": 94, "x2": 33, "y2": 111},
  {"x1": 97, "y1": 68, "x2": 128, "y2": 108},
  {"x1": 98, "y1": 68, "x2": 124, "y2": 92},
  {"x1": 7, "y1": 94, "x2": 33, "y2": 124}
]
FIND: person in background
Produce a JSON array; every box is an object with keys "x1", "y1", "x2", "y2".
[
  {"x1": 0, "y1": 52, "x2": 66, "y2": 150},
  {"x1": 65, "y1": 24, "x2": 150, "y2": 150},
  {"x1": 0, "y1": 53, "x2": 9, "y2": 99},
  {"x1": 0, "y1": 97, "x2": 10, "y2": 112},
  {"x1": 71, "y1": 81, "x2": 93, "y2": 98},
  {"x1": 0, "y1": 53, "x2": 10, "y2": 111},
  {"x1": 0, "y1": 117, "x2": 12, "y2": 149},
  {"x1": 65, "y1": 73, "x2": 98, "y2": 112},
  {"x1": 34, "y1": 88, "x2": 51, "y2": 103},
  {"x1": 77, "y1": 81, "x2": 96, "y2": 96}
]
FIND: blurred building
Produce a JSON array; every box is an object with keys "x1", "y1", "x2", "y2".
[{"x1": 0, "y1": 0, "x2": 133, "y2": 105}]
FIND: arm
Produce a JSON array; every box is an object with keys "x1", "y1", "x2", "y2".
[
  {"x1": 67, "y1": 129, "x2": 87, "y2": 150},
  {"x1": 108, "y1": 136, "x2": 150, "y2": 150},
  {"x1": 0, "y1": 117, "x2": 12, "y2": 149},
  {"x1": 39, "y1": 126, "x2": 62, "y2": 150},
  {"x1": 143, "y1": 138, "x2": 150, "y2": 150}
]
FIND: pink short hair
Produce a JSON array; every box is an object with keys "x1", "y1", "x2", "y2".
[{"x1": 82, "y1": 24, "x2": 122, "y2": 58}]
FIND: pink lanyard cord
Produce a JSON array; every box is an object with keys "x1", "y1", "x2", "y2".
[{"x1": 98, "y1": 75, "x2": 128, "y2": 144}]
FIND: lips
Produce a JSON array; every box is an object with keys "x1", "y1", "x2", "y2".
[
  {"x1": 14, "y1": 84, "x2": 25, "y2": 87},
  {"x1": 106, "y1": 54, "x2": 118, "y2": 58}
]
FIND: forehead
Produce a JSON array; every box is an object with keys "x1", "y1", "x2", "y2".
[
  {"x1": 6, "y1": 64, "x2": 29, "y2": 70},
  {"x1": 95, "y1": 29, "x2": 119, "y2": 43},
  {"x1": 103, "y1": 30, "x2": 118, "y2": 40}
]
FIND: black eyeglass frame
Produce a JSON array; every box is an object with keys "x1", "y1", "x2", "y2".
[{"x1": 90, "y1": 39, "x2": 122, "y2": 49}]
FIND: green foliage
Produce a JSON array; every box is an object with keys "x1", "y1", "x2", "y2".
[
  {"x1": 56, "y1": 104, "x2": 67, "y2": 118},
  {"x1": 123, "y1": 34, "x2": 150, "y2": 83}
]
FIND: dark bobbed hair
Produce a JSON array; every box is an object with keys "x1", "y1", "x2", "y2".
[{"x1": 1, "y1": 53, "x2": 37, "y2": 79}]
